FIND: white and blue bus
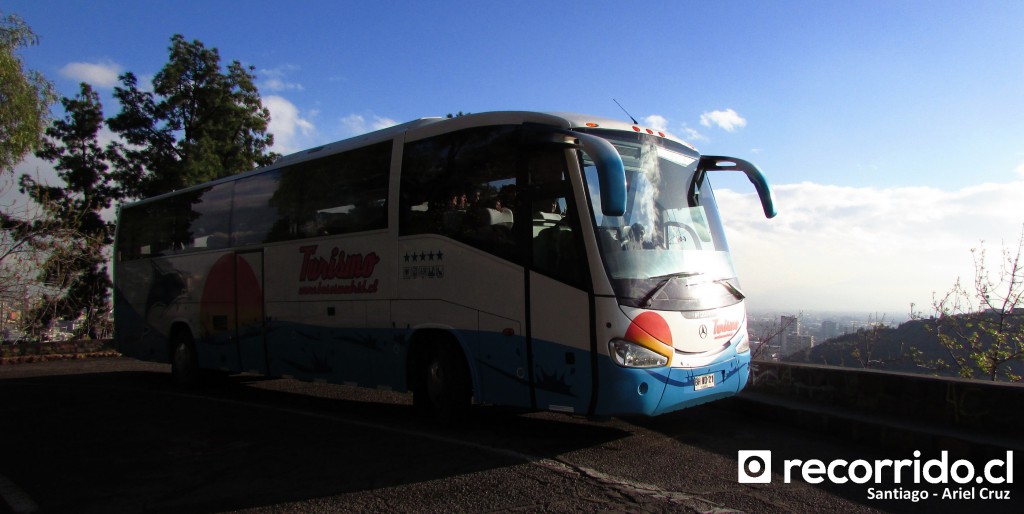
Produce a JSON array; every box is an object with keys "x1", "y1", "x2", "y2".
[{"x1": 113, "y1": 111, "x2": 776, "y2": 420}]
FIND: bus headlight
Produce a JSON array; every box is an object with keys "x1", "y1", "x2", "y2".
[
  {"x1": 609, "y1": 339, "x2": 670, "y2": 368},
  {"x1": 736, "y1": 335, "x2": 750, "y2": 353}
]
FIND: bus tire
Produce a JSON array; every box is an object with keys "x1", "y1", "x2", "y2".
[
  {"x1": 170, "y1": 330, "x2": 200, "y2": 388},
  {"x1": 415, "y1": 341, "x2": 470, "y2": 424}
]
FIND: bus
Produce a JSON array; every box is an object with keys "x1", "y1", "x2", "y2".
[{"x1": 113, "y1": 111, "x2": 776, "y2": 420}]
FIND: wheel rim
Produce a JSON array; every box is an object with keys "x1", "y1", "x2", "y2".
[
  {"x1": 173, "y1": 340, "x2": 197, "y2": 383},
  {"x1": 427, "y1": 358, "x2": 445, "y2": 404}
]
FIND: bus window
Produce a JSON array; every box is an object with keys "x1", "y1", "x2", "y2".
[
  {"x1": 119, "y1": 188, "x2": 207, "y2": 259},
  {"x1": 231, "y1": 170, "x2": 281, "y2": 247},
  {"x1": 186, "y1": 182, "x2": 233, "y2": 251},
  {"x1": 267, "y1": 141, "x2": 391, "y2": 241},
  {"x1": 400, "y1": 126, "x2": 520, "y2": 262}
]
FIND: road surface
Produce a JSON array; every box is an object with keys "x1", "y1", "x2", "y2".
[{"x1": 0, "y1": 358, "x2": 1018, "y2": 513}]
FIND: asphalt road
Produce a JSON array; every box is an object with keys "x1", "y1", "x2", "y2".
[{"x1": 0, "y1": 358, "x2": 1019, "y2": 513}]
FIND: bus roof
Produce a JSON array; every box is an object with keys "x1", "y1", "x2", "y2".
[
  {"x1": 551, "y1": 112, "x2": 698, "y2": 151},
  {"x1": 273, "y1": 111, "x2": 698, "y2": 167},
  {"x1": 121, "y1": 111, "x2": 699, "y2": 208}
]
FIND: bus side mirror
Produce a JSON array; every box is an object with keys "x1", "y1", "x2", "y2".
[
  {"x1": 698, "y1": 156, "x2": 777, "y2": 219},
  {"x1": 576, "y1": 132, "x2": 627, "y2": 216}
]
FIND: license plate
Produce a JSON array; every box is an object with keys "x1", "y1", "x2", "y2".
[{"x1": 694, "y1": 372, "x2": 716, "y2": 391}]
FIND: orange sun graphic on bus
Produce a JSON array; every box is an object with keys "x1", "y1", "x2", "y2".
[
  {"x1": 199, "y1": 254, "x2": 262, "y2": 334},
  {"x1": 625, "y1": 311, "x2": 673, "y2": 347}
]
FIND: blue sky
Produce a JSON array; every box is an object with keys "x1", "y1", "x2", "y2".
[{"x1": 6, "y1": 1, "x2": 1024, "y2": 314}]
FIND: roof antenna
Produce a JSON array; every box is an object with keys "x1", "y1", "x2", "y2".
[{"x1": 613, "y1": 98, "x2": 639, "y2": 125}]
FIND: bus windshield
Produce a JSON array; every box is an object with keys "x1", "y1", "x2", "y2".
[{"x1": 579, "y1": 129, "x2": 740, "y2": 310}]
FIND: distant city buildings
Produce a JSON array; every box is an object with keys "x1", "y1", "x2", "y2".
[
  {"x1": 780, "y1": 314, "x2": 815, "y2": 356},
  {"x1": 748, "y1": 310, "x2": 902, "y2": 361},
  {"x1": 821, "y1": 320, "x2": 838, "y2": 340}
]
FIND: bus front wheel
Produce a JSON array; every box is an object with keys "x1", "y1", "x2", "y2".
[{"x1": 415, "y1": 341, "x2": 470, "y2": 424}]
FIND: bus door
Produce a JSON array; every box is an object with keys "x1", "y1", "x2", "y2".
[
  {"x1": 234, "y1": 250, "x2": 267, "y2": 374},
  {"x1": 524, "y1": 150, "x2": 594, "y2": 414}
]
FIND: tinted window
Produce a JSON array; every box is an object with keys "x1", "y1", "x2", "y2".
[
  {"x1": 231, "y1": 170, "x2": 281, "y2": 247},
  {"x1": 117, "y1": 141, "x2": 393, "y2": 261},
  {"x1": 400, "y1": 126, "x2": 520, "y2": 262},
  {"x1": 266, "y1": 141, "x2": 391, "y2": 241},
  {"x1": 117, "y1": 185, "x2": 229, "y2": 260},
  {"x1": 187, "y1": 182, "x2": 233, "y2": 251}
]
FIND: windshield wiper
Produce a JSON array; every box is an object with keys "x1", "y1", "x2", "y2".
[
  {"x1": 716, "y1": 279, "x2": 746, "y2": 301},
  {"x1": 640, "y1": 272, "x2": 704, "y2": 308}
]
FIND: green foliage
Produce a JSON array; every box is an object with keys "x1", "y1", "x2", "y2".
[
  {"x1": 107, "y1": 34, "x2": 277, "y2": 199},
  {"x1": 916, "y1": 227, "x2": 1024, "y2": 381},
  {"x1": 0, "y1": 12, "x2": 56, "y2": 174},
  {"x1": 1, "y1": 12, "x2": 58, "y2": 333}
]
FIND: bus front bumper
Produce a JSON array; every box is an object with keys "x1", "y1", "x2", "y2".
[{"x1": 594, "y1": 353, "x2": 750, "y2": 417}]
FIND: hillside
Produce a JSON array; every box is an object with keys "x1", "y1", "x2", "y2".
[{"x1": 780, "y1": 312, "x2": 1024, "y2": 382}]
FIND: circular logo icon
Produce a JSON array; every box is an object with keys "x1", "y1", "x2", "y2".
[{"x1": 699, "y1": 324, "x2": 708, "y2": 339}]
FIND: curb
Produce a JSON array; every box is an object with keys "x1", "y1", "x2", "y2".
[{"x1": 0, "y1": 352, "x2": 122, "y2": 366}]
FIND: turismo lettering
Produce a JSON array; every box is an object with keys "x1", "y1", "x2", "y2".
[
  {"x1": 714, "y1": 319, "x2": 740, "y2": 339},
  {"x1": 298, "y1": 245, "x2": 380, "y2": 282}
]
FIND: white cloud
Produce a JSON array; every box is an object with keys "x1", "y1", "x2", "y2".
[
  {"x1": 715, "y1": 180, "x2": 1024, "y2": 313},
  {"x1": 340, "y1": 114, "x2": 398, "y2": 137},
  {"x1": 263, "y1": 78, "x2": 303, "y2": 92},
  {"x1": 680, "y1": 126, "x2": 709, "y2": 143},
  {"x1": 59, "y1": 61, "x2": 122, "y2": 88},
  {"x1": 642, "y1": 114, "x2": 668, "y2": 132},
  {"x1": 699, "y1": 108, "x2": 747, "y2": 132},
  {"x1": 259, "y1": 65, "x2": 304, "y2": 92},
  {"x1": 263, "y1": 95, "x2": 315, "y2": 154},
  {"x1": 1015, "y1": 161, "x2": 1024, "y2": 178}
]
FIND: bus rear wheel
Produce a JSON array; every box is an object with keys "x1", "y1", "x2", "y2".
[{"x1": 415, "y1": 341, "x2": 470, "y2": 424}]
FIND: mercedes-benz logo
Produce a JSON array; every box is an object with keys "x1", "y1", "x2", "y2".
[{"x1": 699, "y1": 324, "x2": 708, "y2": 339}]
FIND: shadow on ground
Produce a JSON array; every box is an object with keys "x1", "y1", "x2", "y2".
[{"x1": 0, "y1": 362, "x2": 629, "y2": 513}]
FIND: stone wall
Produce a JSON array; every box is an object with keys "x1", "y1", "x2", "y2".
[{"x1": 747, "y1": 361, "x2": 1023, "y2": 439}]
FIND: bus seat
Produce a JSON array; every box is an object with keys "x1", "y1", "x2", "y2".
[
  {"x1": 486, "y1": 207, "x2": 514, "y2": 227},
  {"x1": 532, "y1": 211, "x2": 560, "y2": 237}
]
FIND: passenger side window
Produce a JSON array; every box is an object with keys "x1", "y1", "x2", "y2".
[
  {"x1": 120, "y1": 186, "x2": 228, "y2": 259},
  {"x1": 116, "y1": 142, "x2": 393, "y2": 260},
  {"x1": 186, "y1": 182, "x2": 233, "y2": 251},
  {"x1": 400, "y1": 126, "x2": 520, "y2": 262},
  {"x1": 231, "y1": 170, "x2": 281, "y2": 247},
  {"x1": 266, "y1": 141, "x2": 391, "y2": 242}
]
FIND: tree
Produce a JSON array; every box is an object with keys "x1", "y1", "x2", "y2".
[
  {"x1": 848, "y1": 314, "x2": 890, "y2": 369},
  {"x1": 916, "y1": 226, "x2": 1024, "y2": 381},
  {"x1": 107, "y1": 34, "x2": 277, "y2": 199},
  {"x1": 20, "y1": 83, "x2": 115, "y2": 338},
  {"x1": 0, "y1": 12, "x2": 56, "y2": 175},
  {"x1": 0, "y1": 200, "x2": 60, "y2": 305},
  {"x1": 1, "y1": 12, "x2": 57, "y2": 340}
]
